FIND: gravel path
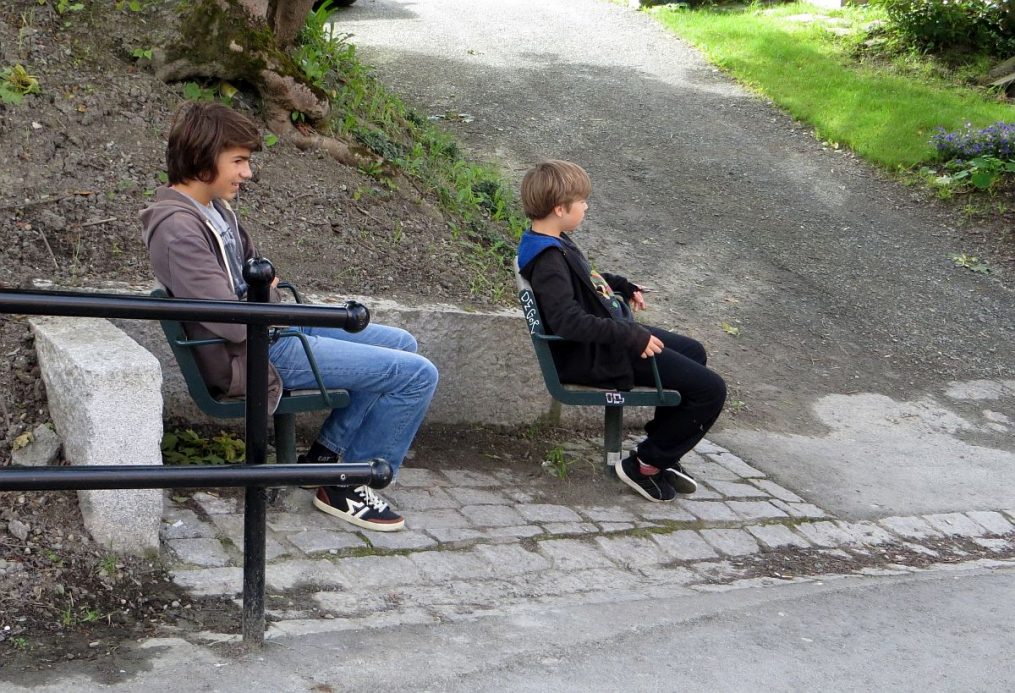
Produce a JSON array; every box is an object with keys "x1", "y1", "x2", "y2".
[{"x1": 341, "y1": 0, "x2": 1014, "y2": 435}]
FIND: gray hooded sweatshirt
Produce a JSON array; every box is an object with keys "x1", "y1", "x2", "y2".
[{"x1": 141, "y1": 186, "x2": 283, "y2": 411}]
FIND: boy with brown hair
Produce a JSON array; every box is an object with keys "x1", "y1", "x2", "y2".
[
  {"x1": 141, "y1": 102, "x2": 438, "y2": 531},
  {"x1": 516, "y1": 160, "x2": 726, "y2": 502}
]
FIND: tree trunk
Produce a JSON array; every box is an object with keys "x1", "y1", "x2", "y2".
[{"x1": 154, "y1": 0, "x2": 363, "y2": 166}]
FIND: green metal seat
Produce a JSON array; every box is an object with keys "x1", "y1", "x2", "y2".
[
  {"x1": 151, "y1": 286, "x2": 350, "y2": 465},
  {"x1": 514, "y1": 259, "x2": 681, "y2": 469}
]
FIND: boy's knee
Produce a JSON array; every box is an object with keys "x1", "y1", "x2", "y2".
[
  {"x1": 416, "y1": 357, "x2": 439, "y2": 392},
  {"x1": 689, "y1": 339, "x2": 707, "y2": 366},
  {"x1": 710, "y1": 372, "x2": 727, "y2": 408},
  {"x1": 402, "y1": 332, "x2": 419, "y2": 353}
]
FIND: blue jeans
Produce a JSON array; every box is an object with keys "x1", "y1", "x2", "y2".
[{"x1": 268, "y1": 323, "x2": 438, "y2": 476}]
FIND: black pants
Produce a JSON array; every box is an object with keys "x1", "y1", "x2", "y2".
[{"x1": 629, "y1": 326, "x2": 727, "y2": 468}]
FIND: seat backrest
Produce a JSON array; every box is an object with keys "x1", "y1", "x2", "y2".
[
  {"x1": 513, "y1": 258, "x2": 571, "y2": 396},
  {"x1": 150, "y1": 288, "x2": 244, "y2": 418}
]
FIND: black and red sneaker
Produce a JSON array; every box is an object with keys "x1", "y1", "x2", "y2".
[
  {"x1": 313, "y1": 485, "x2": 405, "y2": 532},
  {"x1": 615, "y1": 454, "x2": 676, "y2": 503}
]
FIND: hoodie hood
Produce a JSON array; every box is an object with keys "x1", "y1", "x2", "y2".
[
  {"x1": 516, "y1": 229, "x2": 563, "y2": 271},
  {"x1": 140, "y1": 186, "x2": 235, "y2": 248},
  {"x1": 140, "y1": 186, "x2": 205, "y2": 248}
]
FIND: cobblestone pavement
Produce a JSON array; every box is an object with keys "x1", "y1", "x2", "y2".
[{"x1": 163, "y1": 438, "x2": 1015, "y2": 641}]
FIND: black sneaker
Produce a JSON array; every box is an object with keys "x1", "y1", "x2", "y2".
[
  {"x1": 663, "y1": 460, "x2": 698, "y2": 495},
  {"x1": 615, "y1": 455, "x2": 676, "y2": 503},
  {"x1": 313, "y1": 485, "x2": 405, "y2": 532}
]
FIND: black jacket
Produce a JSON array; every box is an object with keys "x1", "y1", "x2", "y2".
[{"x1": 521, "y1": 235, "x2": 651, "y2": 390}]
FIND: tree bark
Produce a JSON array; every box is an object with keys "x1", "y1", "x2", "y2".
[{"x1": 154, "y1": 0, "x2": 366, "y2": 167}]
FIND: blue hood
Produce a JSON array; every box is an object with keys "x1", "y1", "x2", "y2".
[{"x1": 517, "y1": 230, "x2": 563, "y2": 271}]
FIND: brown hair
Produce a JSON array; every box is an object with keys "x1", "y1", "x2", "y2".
[
  {"x1": 166, "y1": 102, "x2": 262, "y2": 185},
  {"x1": 520, "y1": 160, "x2": 592, "y2": 220}
]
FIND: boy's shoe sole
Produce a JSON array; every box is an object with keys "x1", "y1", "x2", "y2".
[
  {"x1": 615, "y1": 457, "x2": 676, "y2": 503},
  {"x1": 313, "y1": 487, "x2": 405, "y2": 532},
  {"x1": 663, "y1": 465, "x2": 698, "y2": 494}
]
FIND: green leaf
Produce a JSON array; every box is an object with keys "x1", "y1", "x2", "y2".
[
  {"x1": 970, "y1": 169, "x2": 996, "y2": 190},
  {"x1": 264, "y1": 133, "x2": 279, "y2": 148}
]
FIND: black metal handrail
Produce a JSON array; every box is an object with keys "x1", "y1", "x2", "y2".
[{"x1": 0, "y1": 257, "x2": 373, "y2": 647}]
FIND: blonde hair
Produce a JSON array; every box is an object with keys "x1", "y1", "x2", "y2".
[{"x1": 520, "y1": 160, "x2": 591, "y2": 220}]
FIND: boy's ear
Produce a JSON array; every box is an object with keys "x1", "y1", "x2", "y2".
[{"x1": 552, "y1": 204, "x2": 566, "y2": 218}]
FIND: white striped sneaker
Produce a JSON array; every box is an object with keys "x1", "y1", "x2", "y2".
[{"x1": 313, "y1": 485, "x2": 405, "y2": 531}]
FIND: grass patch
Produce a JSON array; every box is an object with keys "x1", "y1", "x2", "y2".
[{"x1": 648, "y1": 2, "x2": 1015, "y2": 169}]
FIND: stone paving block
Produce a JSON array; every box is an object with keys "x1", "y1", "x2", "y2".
[
  {"x1": 635, "y1": 566, "x2": 699, "y2": 587},
  {"x1": 383, "y1": 487, "x2": 459, "y2": 511},
  {"x1": 745, "y1": 524, "x2": 811, "y2": 550},
  {"x1": 366, "y1": 530, "x2": 437, "y2": 551},
  {"x1": 652, "y1": 530, "x2": 718, "y2": 561},
  {"x1": 727, "y1": 501, "x2": 788, "y2": 521},
  {"x1": 681, "y1": 500, "x2": 740, "y2": 522},
  {"x1": 699, "y1": 529, "x2": 760, "y2": 557},
  {"x1": 689, "y1": 462, "x2": 741, "y2": 482},
  {"x1": 171, "y1": 567, "x2": 242, "y2": 596},
  {"x1": 266, "y1": 510, "x2": 343, "y2": 533},
  {"x1": 446, "y1": 468, "x2": 501, "y2": 487},
  {"x1": 966, "y1": 511, "x2": 1015, "y2": 536},
  {"x1": 423, "y1": 527, "x2": 484, "y2": 544},
  {"x1": 795, "y1": 521, "x2": 855, "y2": 547},
  {"x1": 503, "y1": 489, "x2": 538, "y2": 504},
  {"x1": 771, "y1": 499, "x2": 829, "y2": 519},
  {"x1": 337, "y1": 554, "x2": 422, "y2": 588},
  {"x1": 162, "y1": 507, "x2": 216, "y2": 540},
  {"x1": 167, "y1": 538, "x2": 230, "y2": 567},
  {"x1": 901, "y1": 542, "x2": 939, "y2": 558},
  {"x1": 394, "y1": 467, "x2": 448, "y2": 487},
  {"x1": 446, "y1": 487, "x2": 511, "y2": 506},
  {"x1": 512, "y1": 567, "x2": 635, "y2": 600},
  {"x1": 541, "y1": 522, "x2": 599, "y2": 535},
  {"x1": 518, "y1": 503, "x2": 583, "y2": 523},
  {"x1": 749, "y1": 479, "x2": 803, "y2": 503},
  {"x1": 492, "y1": 469, "x2": 529, "y2": 486},
  {"x1": 576, "y1": 505, "x2": 639, "y2": 523},
  {"x1": 460, "y1": 504, "x2": 527, "y2": 528},
  {"x1": 211, "y1": 515, "x2": 288, "y2": 560},
  {"x1": 689, "y1": 560, "x2": 750, "y2": 584},
  {"x1": 684, "y1": 485, "x2": 723, "y2": 500},
  {"x1": 707, "y1": 480, "x2": 770, "y2": 499},
  {"x1": 594, "y1": 535, "x2": 669, "y2": 568},
  {"x1": 693, "y1": 439, "x2": 725, "y2": 455},
  {"x1": 410, "y1": 549, "x2": 497, "y2": 582},
  {"x1": 837, "y1": 521, "x2": 895, "y2": 546},
  {"x1": 192, "y1": 492, "x2": 238, "y2": 515},
  {"x1": 923, "y1": 513, "x2": 986, "y2": 538},
  {"x1": 405, "y1": 508, "x2": 471, "y2": 530},
  {"x1": 312, "y1": 591, "x2": 391, "y2": 615},
  {"x1": 705, "y1": 452, "x2": 765, "y2": 478},
  {"x1": 266, "y1": 559, "x2": 346, "y2": 591},
  {"x1": 972, "y1": 537, "x2": 1011, "y2": 553},
  {"x1": 473, "y1": 544, "x2": 551, "y2": 575},
  {"x1": 483, "y1": 525, "x2": 543, "y2": 541},
  {"x1": 598, "y1": 522, "x2": 635, "y2": 532},
  {"x1": 288, "y1": 529, "x2": 366, "y2": 555},
  {"x1": 637, "y1": 504, "x2": 697, "y2": 522}
]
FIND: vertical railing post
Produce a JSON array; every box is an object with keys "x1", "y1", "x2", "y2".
[{"x1": 241, "y1": 257, "x2": 275, "y2": 647}]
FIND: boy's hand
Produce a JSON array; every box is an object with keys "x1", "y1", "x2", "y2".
[
  {"x1": 640, "y1": 335, "x2": 664, "y2": 358},
  {"x1": 629, "y1": 290, "x2": 646, "y2": 312}
]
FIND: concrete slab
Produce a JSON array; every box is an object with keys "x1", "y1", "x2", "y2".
[{"x1": 721, "y1": 388, "x2": 1015, "y2": 519}]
